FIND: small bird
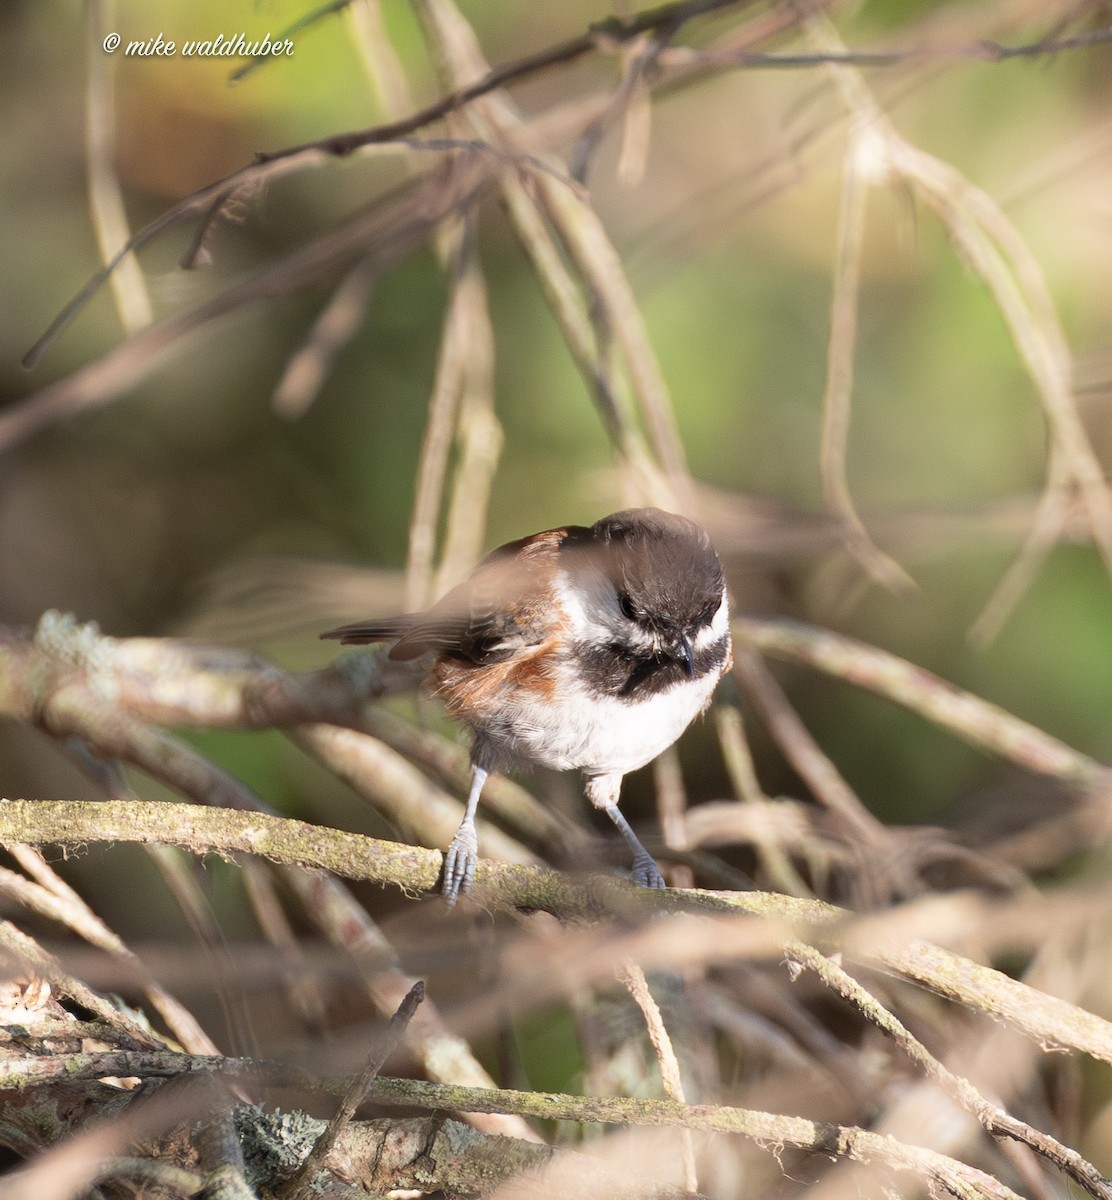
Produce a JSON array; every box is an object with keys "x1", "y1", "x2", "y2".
[{"x1": 322, "y1": 508, "x2": 732, "y2": 904}]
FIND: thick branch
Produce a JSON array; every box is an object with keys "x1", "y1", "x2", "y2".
[{"x1": 4, "y1": 799, "x2": 1112, "y2": 1071}]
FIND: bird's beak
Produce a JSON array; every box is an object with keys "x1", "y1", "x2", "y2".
[{"x1": 677, "y1": 636, "x2": 695, "y2": 678}]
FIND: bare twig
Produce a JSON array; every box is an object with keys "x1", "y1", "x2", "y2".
[
  {"x1": 83, "y1": 0, "x2": 152, "y2": 335},
  {"x1": 620, "y1": 963, "x2": 698, "y2": 1192},
  {"x1": 8, "y1": 800, "x2": 1112, "y2": 1069},
  {"x1": 283, "y1": 980, "x2": 426, "y2": 1200},
  {"x1": 787, "y1": 943, "x2": 1112, "y2": 1200},
  {"x1": 820, "y1": 121, "x2": 916, "y2": 593},
  {"x1": 732, "y1": 642, "x2": 903, "y2": 894},
  {"x1": 0, "y1": 858, "x2": 217, "y2": 1055},
  {"x1": 0, "y1": 919, "x2": 166, "y2": 1052},
  {"x1": 742, "y1": 616, "x2": 1105, "y2": 785},
  {"x1": 0, "y1": 1043, "x2": 1031, "y2": 1200}
]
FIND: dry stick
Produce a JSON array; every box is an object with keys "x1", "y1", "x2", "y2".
[
  {"x1": 193, "y1": 1081, "x2": 255, "y2": 1200},
  {"x1": 0, "y1": 859, "x2": 218, "y2": 1056},
  {"x1": 570, "y1": 30, "x2": 660, "y2": 184},
  {"x1": 0, "y1": 918, "x2": 164, "y2": 1052},
  {"x1": 358, "y1": 1082, "x2": 1026, "y2": 1199},
  {"x1": 24, "y1": 680, "x2": 538, "y2": 1141},
  {"x1": 271, "y1": 256, "x2": 378, "y2": 418},
  {"x1": 971, "y1": 450, "x2": 1073, "y2": 648},
  {"x1": 9, "y1": 801, "x2": 1112, "y2": 1069},
  {"x1": 406, "y1": 220, "x2": 474, "y2": 610},
  {"x1": 25, "y1": 2, "x2": 1111, "y2": 382},
  {"x1": 64, "y1": 748, "x2": 249, "y2": 1057},
  {"x1": 241, "y1": 860, "x2": 329, "y2": 1032},
  {"x1": 0, "y1": 1046, "x2": 1025, "y2": 1200},
  {"x1": 807, "y1": 10, "x2": 1112, "y2": 639},
  {"x1": 433, "y1": 345, "x2": 503, "y2": 600},
  {"x1": 283, "y1": 980, "x2": 426, "y2": 1200},
  {"x1": 273, "y1": 867, "x2": 541, "y2": 1147},
  {"x1": 83, "y1": 0, "x2": 152, "y2": 335},
  {"x1": 740, "y1": 616, "x2": 1105, "y2": 785},
  {"x1": 786, "y1": 942, "x2": 1112, "y2": 1200},
  {"x1": 615, "y1": 41, "x2": 655, "y2": 187},
  {"x1": 346, "y1": 1, "x2": 501, "y2": 614},
  {"x1": 345, "y1": 0, "x2": 416, "y2": 117},
  {"x1": 428, "y1": 220, "x2": 502, "y2": 602},
  {"x1": 653, "y1": 747, "x2": 692, "y2": 887},
  {"x1": 8, "y1": 163, "x2": 496, "y2": 452},
  {"x1": 355, "y1": 706, "x2": 572, "y2": 850},
  {"x1": 415, "y1": 0, "x2": 691, "y2": 507},
  {"x1": 820, "y1": 124, "x2": 915, "y2": 593},
  {"x1": 620, "y1": 963, "x2": 698, "y2": 1193},
  {"x1": 732, "y1": 644, "x2": 900, "y2": 867},
  {"x1": 713, "y1": 704, "x2": 812, "y2": 896},
  {"x1": 22, "y1": 0, "x2": 744, "y2": 374},
  {"x1": 295, "y1": 723, "x2": 539, "y2": 867}
]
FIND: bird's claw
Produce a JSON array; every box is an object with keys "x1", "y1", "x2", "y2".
[
  {"x1": 630, "y1": 851, "x2": 667, "y2": 890},
  {"x1": 442, "y1": 824, "x2": 479, "y2": 907}
]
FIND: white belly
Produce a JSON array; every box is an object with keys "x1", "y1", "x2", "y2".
[{"x1": 476, "y1": 658, "x2": 721, "y2": 776}]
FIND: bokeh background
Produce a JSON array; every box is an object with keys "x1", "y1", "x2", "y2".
[{"x1": 4, "y1": 2, "x2": 1112, "y2": 1177}]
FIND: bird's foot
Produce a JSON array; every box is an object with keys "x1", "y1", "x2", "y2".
[
  {"x1": 629, "y1": 850, "x2": 667, "y2": 890},
  {"x1": 442, "y1": 821, "x2": 479, "y2": 907},
  {"x1": 605, "y1": 804, "x2": 667, "y2": 890}
]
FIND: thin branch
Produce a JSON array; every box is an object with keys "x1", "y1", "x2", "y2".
[
  {"x1": 7, "y1": 800, "x2": 1112, "y2": 1069},
  {"x1": 742, "y1": 616, "x2": 1106, "y2": 784},
  {"x1": 83, "y1": 0, "x2": 152, "y2": 334},
  {"x1": 0, "y1": 919, "x2": 165, "y2": 1052},
  {"x1": 819, "y1": 122, "x2": 916, "y2": 592},
  {"x1": 732, "y1": 642, "x2": 905, "y2": 900},
  {"x1": 0, "y1": 858, "x2": 218, "y2": 1055},
  {"x1": 620, "y1": 963, "x2": 698, "y2": 1192},
  {"x1": 25, "y1": 2, "x2": 1111, "y2": 381},
  {"x1": 271, "y1": 255, "x2": 378, "y2": 418},
  {"x1": 0, "y1": 1046, "x2": 1030, "y2": 1200},
  {"x1": 11, "y1": 162, "x2": 495, "y2": 450},
  {"x1": 284, "y1": 980, "x2": 425, "y2": 1200},
  {"x1": 787, "y1": 942, "x2": 1112, "y2": 1200},
  {"x1": 22, "y1": 0, "x2": 745, "y2": 372}
]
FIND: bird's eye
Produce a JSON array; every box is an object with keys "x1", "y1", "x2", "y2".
[{"x1": 618, "y1": 592, "x2": 638, "y2": 621}]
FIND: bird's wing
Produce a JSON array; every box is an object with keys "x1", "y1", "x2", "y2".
[{"x1": 321, "y1": 525, "x2": 584, "y2": 662}]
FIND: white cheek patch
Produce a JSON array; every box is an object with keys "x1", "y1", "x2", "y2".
[
  {"x1": 694, "y1": 591, "x2": 730, "y2": 650},
  {"x1": 553, "y1": 569, "x2": 628, "y2": 643}
]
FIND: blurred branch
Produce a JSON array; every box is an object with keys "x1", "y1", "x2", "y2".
[
  {"x1": 284, "y1": 980, "x2": 425, "y2": 1200},
  {"x1": 22, "y1": 0, "x2": 750, "y2": 376},
  {"x1": 0, "y1": 918, "x2": 165, "y2": 1052},
  {"x1": 0, "y1": 852, "x2": 216, "y2": 1055},
  {"x1": 620, "y1": 962, "x2": 698, "y2": 1192},
  {"x1": 10, "y1": 162, "x2": 495, "y2": 451},
  {"x1": 802, "y1": 10, "x2": 1112, "y2": 641},
  {"x1": 0, "y1": 1039, "x2": 1033, "y2": 1200},
  {"x1": 732, "y1": 641, "x2": 912, "y2": 906},
  {"x1": 270, "y1": 255, "x2": 377, "y2": 419},
  {"x1": 7, "y1": 800, "x2": 1112, "y2": 1071},
  {"x1": 819, "y1": 118, "x2": 916, "y2": 594},
  {"x1": 742, "y1": 616, "x2": 1105, "y2": 785},
  {"x1": 83, "y1": 0, "x2": 152, "y2": 335},
  {"x1": 787, "y1": 942, "x2": 1112, "y2": 1200},
  {"x1": 23, "y1": 1, "x2": 1110, "y2": 380}
]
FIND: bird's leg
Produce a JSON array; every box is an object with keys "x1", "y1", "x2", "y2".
[
  {"x1": 443, "y1": 765, "x2": 488, "y2": 906},
  {"x1": 605, "y1": 805, "x2": 667, "y2": 889},
  {"x1": 585, "y1": 773, "x2": 666, "y2": 889}
]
